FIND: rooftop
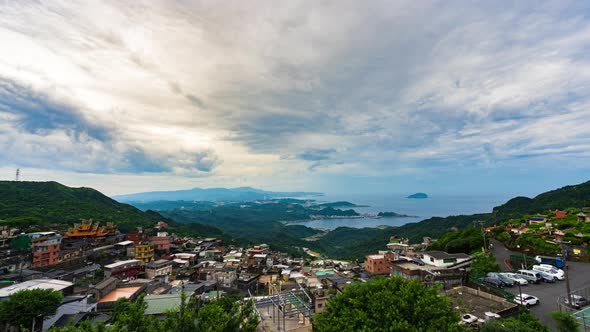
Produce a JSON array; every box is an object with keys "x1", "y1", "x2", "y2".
[
  {"x1": 0, "y1": 279, "x2": 73, "y2": 297},
  {"x1": 146, "y1": 259, "x2": 173, "y2": 269},
  {"x1": 104, "y1": 259, "x2": 141, "y2": 269},
  {"x1": 144, "y1": 293, "x2": 183, "y2": 315},
  {"x1": 98, "y1": 287, "x2": 142, "y2": 303},
  {"x1": 423, "y1": 251, "x2": 470, "y2": 260}
]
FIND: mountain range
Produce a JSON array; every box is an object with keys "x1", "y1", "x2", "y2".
[
  {"x1": 2, "y1": 180, "x2": 590, "y2": 260},
  {"x1": 113, "y1": 187, "x2": 322, "y2": 202}
]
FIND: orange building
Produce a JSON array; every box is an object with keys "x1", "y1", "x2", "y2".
[
  {"x1": 365, "y1": 254, "x2": 391, "y2": 275},
  {"x1": 64, "y1": 219, "x2": 116, "y2": 239},
  {"x1": 31, "y1": 232, "x2": 62, "y2": 268}
]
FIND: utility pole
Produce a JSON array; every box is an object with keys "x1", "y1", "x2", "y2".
[
  {"x1": 561, "y1": 247, "x2": 573, "y2": 308},
  {"x1": 565, "y1": 264, "x2": 572, "y2": 307},
  {"x1": 475, "y1": 221, "x2": 487, "y2": 252}
]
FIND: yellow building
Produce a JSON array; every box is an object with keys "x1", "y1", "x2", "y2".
[{"x1": 135, "y1": 243, "x2": 154, "y2": 263}]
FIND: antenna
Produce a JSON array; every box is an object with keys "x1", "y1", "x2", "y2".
[{"x1": 15, "y1": 168, "x2": 20, "y2": 181}]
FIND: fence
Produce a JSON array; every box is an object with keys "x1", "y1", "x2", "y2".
[{"x1": 556, "y1": 286, "x2": 590, "y2": 331}]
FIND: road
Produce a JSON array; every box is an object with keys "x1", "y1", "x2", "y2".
[{"x1": 490, "y1": 239, "x2": 590, "y2": 329}]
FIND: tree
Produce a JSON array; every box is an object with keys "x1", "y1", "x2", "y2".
[
  {"x1": 0, "y1": 288, "x2": 63, "y2": 330},
  {"x1": 196, "y1": 295, "x2": 259, "y2": 332},
  {"x1": 470, "y1": 252, "x2": 500, "y2": 277},
  {"x1": 480, "y1": 310, "x2": 550, "y2": 332},
  {"x1": 312, "y1": 277, "x2": 464, "y2": 332},
  {"x1": 550, "y1": 311, "x2": 579, "y2": 332}
]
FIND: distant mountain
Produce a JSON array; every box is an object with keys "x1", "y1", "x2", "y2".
[
  {"x1": 0, "y1": 181, "x2": 223, "y2": 236},
  {"x1": 113, "y1": 187, "x2": 323, "y2": 203}
]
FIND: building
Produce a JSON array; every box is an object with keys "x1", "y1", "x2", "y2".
[
  {"x1": 150, "y1": 232, "x2": 170, "y2": 254},
  {"x1": 421, "y1": 251, "x2": 470, "y2": 268},
  {"x1": 43, "y1": 295, "x2": 97, "y2": 331},
  {"x1": 104, "y1": 259, "x2": 142, "y2": 279},
  {"x1": 144, "y1": 293, "x2": 183, "y2": 318},
  {"x1": 145, "y1": 259, "x2": 173, "y2": 279},
  {"x1": 0, "y1": 279, "x2": 74, "y2": 299},
  {"x1": 126, "y1": 230, "x2": 149, "y2": 245},
  {"x1": 364, "y1": 254, "x2": 391, "y2": 275},
  {"x1": 577, "y1": 213, "x2": 588, "y2": 223},
  {"x1": 551, "y1": 210, "x2": 568, "y2": 219},
  {"x1": 528, "y1": 217, "x2": 547, "y2": 225},
  {"x1": 135, "y1": 243, "x2": 154, "y2": 262},
  {"x1": 31, "y1": 232, "x2": 62, "y2": 268},
  {"x1": 90, "y1": 277, "x2": 118, "y2": 301},
  {"x1": 97, "y1": 286, "x2": 143, "y2": 311},
  {"x1": 63, "y1": 219, "x2": 116, "y2": 239}
]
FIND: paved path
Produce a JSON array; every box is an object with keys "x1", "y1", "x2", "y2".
[{"x1": 489, "y1": 239, "x2": 590, "y2": 329}]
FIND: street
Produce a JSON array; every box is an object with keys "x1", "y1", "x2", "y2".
[{"x1": 490, "y1": 239, "x2": 590, "y2": 329}]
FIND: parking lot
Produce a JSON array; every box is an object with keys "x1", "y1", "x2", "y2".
[{"x1": 490, "y1": 239, "x2": 590, "y2": 329}]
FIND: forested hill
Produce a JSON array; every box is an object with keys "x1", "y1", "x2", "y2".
[
  {"x1": 312, "y1": 180, "x2": 590, "y2": 260},
  {"x1": 0, "y1": 181, "x2": 221, "y2": 235}
]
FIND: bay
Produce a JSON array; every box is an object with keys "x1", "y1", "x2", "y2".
[{"x1": 296, "y1": 193, "x2": 510, "y2": 230}]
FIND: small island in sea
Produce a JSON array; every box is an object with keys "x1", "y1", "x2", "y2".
[{"x1": 407, "y1": 192, "x2": 428, "y2": 199}]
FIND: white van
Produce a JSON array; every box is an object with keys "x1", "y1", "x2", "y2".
[
  {"x1": 532, "y1": 265, "x2": 564, "y2": 280},
  {"x1": 516, "y1": 269, "x2": 542, "y2": 284}
]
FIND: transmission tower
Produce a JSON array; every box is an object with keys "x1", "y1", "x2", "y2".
[{"x1": 15, "y1": 168, "x2": 20, "y2": 181}]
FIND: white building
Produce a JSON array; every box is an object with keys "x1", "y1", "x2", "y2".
[{"x1": 421, "y1": 251, "x2": 471, "y2": 268}]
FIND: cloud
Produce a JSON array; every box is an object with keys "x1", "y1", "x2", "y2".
[{"x1": 1, "y1": 1, "x2": 590, "y2": 192}]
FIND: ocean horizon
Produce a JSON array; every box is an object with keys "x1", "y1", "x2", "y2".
[{"x1": 295, "y1": 193, "x2": 511, "y2": 230}]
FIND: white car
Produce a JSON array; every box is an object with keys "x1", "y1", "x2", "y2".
[
  {"x1": 514, "y1": 294, "x2": 539, "y2": 307},
  {"x1": 532, "y1": 265, "x2": 564, "y2": 280},
  {"x1": 500, "y1": 272, "x2": 528, "y2": 285}
]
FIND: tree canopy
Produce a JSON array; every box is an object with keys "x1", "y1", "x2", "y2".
[
  {"x1": 48, "y1": 293, "x2": 258, "y2": 332},
  {"x1": 470, "y1": 252, "x2": 501, "y2": 277},
  {"x1": 312, "y1": 277, "x2": 463, "y2": 332},
  {"x1": 0, "y1": 288, "x2": 64, "y2": 330},
  {"x1": 479, "y1": 310, "x2": 550, "y2": 332}
]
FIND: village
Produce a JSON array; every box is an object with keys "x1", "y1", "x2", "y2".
[{"x1": 1, "y1": 209, "x2": 590, "y2": 331}]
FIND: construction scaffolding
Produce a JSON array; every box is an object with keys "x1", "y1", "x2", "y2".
[{"x1": 248, "y1": 282, "x2": 313, "y2": 331}]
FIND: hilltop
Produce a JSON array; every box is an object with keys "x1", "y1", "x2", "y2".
[{"x1": 0, "y1": 181, "x2": 221, "y2": 235}]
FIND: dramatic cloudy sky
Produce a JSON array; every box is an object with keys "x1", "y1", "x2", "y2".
[{"x1": 1, "y1": 1, "x2": 590, "y2": 196}]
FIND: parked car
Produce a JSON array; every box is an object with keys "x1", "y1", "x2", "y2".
[
  {"x1": 513, "y1": 294, "x2": 539, "y2": 307},
  {"x1": 564, "y1": 295, "x2": 590, "y2": 309},
  {"x1": 538, "y1": 271, "x2": 556, "y2": 283},
  {"x1": 480, "y1": 276, "x2": 504, "y2": 288},
  {"x1": 516, "y1": 270, "x2": 542, "y2": 284},
  {"x1": 487, "y1": 272, "x2": 514, "y2": 287},
  {"x1": 500, "y1": 272, "x2": 528, "y2": 285},
  {"x1": 532, "y1": 265, "x2": 564, "y2": 280}
]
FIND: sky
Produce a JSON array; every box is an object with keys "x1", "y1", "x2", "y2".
[{"x1": 1, "y1": 1, "x2": 590, "y2": 197}]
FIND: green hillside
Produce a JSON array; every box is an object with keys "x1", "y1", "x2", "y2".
[{"x1": 0, "y1": 181, "x2": 222, "y2": 236}]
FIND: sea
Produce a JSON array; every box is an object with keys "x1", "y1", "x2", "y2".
[{"x1": 292, "y1": 193, "x2": 511, "y2": 230}]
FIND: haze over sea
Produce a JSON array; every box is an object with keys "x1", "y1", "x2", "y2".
[{"x1": 300, "y1": 193, "x2": 511, "y2": 230}]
